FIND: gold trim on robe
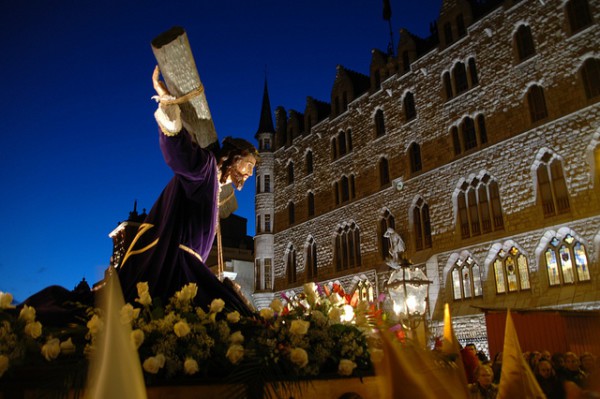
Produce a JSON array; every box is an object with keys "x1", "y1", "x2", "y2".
[
  {"x1": 178, "y1": 244, "x2": 204, "y2": 263},
  {"x1": 120, "y1": 223, "x2": 158, "y2": 267}
]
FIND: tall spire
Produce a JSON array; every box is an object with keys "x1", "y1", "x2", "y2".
[{"x1": 255, "y1": 78, "x2": 275, "y2": 138}]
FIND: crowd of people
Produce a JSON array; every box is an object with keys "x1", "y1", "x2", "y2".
[{"x1": 460, "y1": 343, "x2": 598, "y2": 399}]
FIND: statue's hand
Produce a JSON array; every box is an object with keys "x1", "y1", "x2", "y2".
[{"x1": 152, "y1": 65, "x2": 170, "y2": 97}]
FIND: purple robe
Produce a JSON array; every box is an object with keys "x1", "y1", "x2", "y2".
[{"x1": 118, "y1": 128, "x2": 251, "y2": 314}]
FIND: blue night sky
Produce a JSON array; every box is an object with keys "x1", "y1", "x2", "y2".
[{"x1": 0, "y1": 0, "x2": 441, "y2": 302}]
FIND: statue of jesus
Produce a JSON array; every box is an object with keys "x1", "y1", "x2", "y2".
[{"x1": 116, "y1": 67, "x2": 258, "y2": 315}]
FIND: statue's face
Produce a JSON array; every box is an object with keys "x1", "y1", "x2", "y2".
[{"x1": 225, "y1": 154, "x2": 256, "y2": 190}]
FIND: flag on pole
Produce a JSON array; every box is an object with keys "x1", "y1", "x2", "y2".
[
  {"x1": 497, "y1": 310, "x2": 546, "y2": 399},
  {"x1": 383, "y1": 0, "x2": 392, "y2": 21},
  {"x1": 374, "y1": 330, "x2": 469, "y2": 399},
  {"x1": 85, "y1": 270, "x2": 147, "y2": 399}
]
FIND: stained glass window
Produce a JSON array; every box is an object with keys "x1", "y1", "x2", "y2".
[
  {"x1": 451, "y1": 256, "x2": 483, "y2": 300},
  {"x1": 545, "y1": 234, "x2": 590, "y2": 286},
  {"x1": 493, "y1": 246, "x2": 531, "y2": 293}
]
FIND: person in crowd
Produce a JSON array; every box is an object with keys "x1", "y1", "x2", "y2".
[
  {"x1": 468, "y1": 364, "x2": 498, "y2": 399},
  {"x1": 552, "y1": 352, "x2": 566, "y2": 376},
  {"x1": 535, "y1": 359, "x2": 566, "y2": 399},
  {"x1": 542, "y1": 350, "x2": 552, "y2": 362},
  {"x1": 491, "y1": 352, "x2": 502, "y2": 384},
  {"x1": 560, "y1": 352, "x2": 587, "y2": 388},
  {"x1": 529, "y1": 351, "x2": 542, "y2": 371},
  {"x1": 579, "y1": 352, "x2": 597, "y2": 377},
  {"x1": 462, "y1": 344, "x2": 482, "y2": 384}
]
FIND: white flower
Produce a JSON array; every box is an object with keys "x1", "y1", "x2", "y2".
[
  {"x1": 338, "y1": 359, "x2": 357, "y2": 376},
  {"x1": 174, "y1": 320, "x2": 191, "y2": 337},
  {"x1": 41, "y1": 338, "x2": 61, "y2": 361},
  {"x1": 0, "y1": 292, "x2": 15, "y2": 309},
  {"x1": 209, "y1": 298, "x2": 225, "y2": 313},
  {"x1": 329, "y1": 292, "x2": 344, "y2": 306},
  {"x1": 184, "y1": 358, "x2": 199, "y2": 375},
  {"x1": 290, "y1": 320, "x2": 310, "y2": 335},
  {"x1": 303, "y1": 283, "x2": 319, "y2": 307},
  {"x1": 175, "y1": 283, "x2": 198, "y2": 302},
  {"x1": 229, "y1": 331, "x2": 244, "y2": 344},
  {"x1": 340, "y1": 304, "x2": 355, "y2": 323},
  {"x1": 120, "y1": 303, "x2": 140, "y2": 325},
  {"x1": 270, "y1": 298, "x2": 284, "y2": 313},
  {"x1": 328, "y1": 307, "x2": 342, "y2": 324},
  {"x1": 136, "y1": 292, "x2": 152, "y2": 307},
  {"x1": 226, "y1": 344, "x2": 244, "y2": 365},
  {"x1": 136, "y1": 282, "x2": 149, "y2": 296},
  {"x1": 19, "y1": 305, "x2": 36, "y2": 323},
  {"x1": 196, "y1": 307, "x2": 207, "y2": 319},
  {"x1": 87, "y1": 315, "x2": 103, "y2": 336},
  {"x1": 60, "y1": 338, "x2": 76, "y2": 355},
  {"x1": 131, "y1": 329, "x2": 145, "y2": 349},
  {"x1": 290, "y1": 347, "x2": 309, "y2": 368},
  {"x1": 259, "y1": 308, "x2": 274, "y2": 320},
  {"x1": 226, "y1": 311, "x2": 241, "y2": 323},
  {"x1": 136, "y1": 282, "x2": 152, "y2": 306},
  {"x1": 142, "y1": 356, "x2": 162, "y2": 374},
  {"x1": 24, "y1": 321, "x2": 42, "y2": 339},
  {"x1": 0, "y1": 355, "x2": 9, "y2": 378}
]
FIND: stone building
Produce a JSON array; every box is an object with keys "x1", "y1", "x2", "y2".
[{"x1": 253, "y1": 0, "x2": 600, "y2": 352}]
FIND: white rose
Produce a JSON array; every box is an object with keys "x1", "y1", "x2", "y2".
[
  {"x1": 142, "y1": 356, "x2": 162, "y2": 374},
  {"x1": 60, "y1": 338, "x2": 76, "y2": 355},
  {"x1": 229, "y1": 331, "x2": 244, "y2": 345},
  {"x1": 0, "y1": 354, "x2": 9, "y2": 378},
  {"x1": 210, "y1": 298, "x2": 225, "y2": 313},
  {"x1": 269, "y1": 298, "x2": 284, "y2": 313},
  {"x1": 196, "y1": 307, "x2": 207, "y2": 319},
  {"x1": 289, "y1": 347, "x2": 309, "y2": 368},
  {"x1": 290, "y1": 320, "x2": 310, "y2": 335},
  {"x1": 328, "y1": 307, "x2": 342, "y2": 324},
  {"x1": 24, "y1": 321, "x2": 42, "y2": 339},
  {"x1": 86, "y1": 315, "x2": 103, "y2": 336},
  {"x1": 131, "y1": 329, "x2": 145, "y2": 349},
  {"x1": 136, "y1": 292, "x2": 152, "y2": 307},
  {"x1": 174, "y1": 320, "x2": 191, "y2": 337},
  {"x1": 226, "y1": 344, "x2": 244, "y2": 365},
  {"x1": 19, "y1": 305, "x2": 36, "y2": 323},
  {"x1": 329, "y1": 292, "x2": 344, "y2": 306},
  {"x1": 184, "y1": 358, "x2": 199, "y2": 375},
  {"x1": 303, "y1": 283, "x2": 319, "y2": 306},
  {"x1": 259, "y1": 308, "x2": 274, "y2": 320},
  {"x1": 338, "y1": 359, "x2": 357, "y2": 376},
  {"x1": 41, "y1": 338, "x2": 61, "y2": 361},
  {"x1": 156, "y1": 353, "x2": 166, "y2": 368},
  {"x1": 136, "y1": 282, "x2": 149, "y2": 296},
  {"x1": 0, "y1": 292, "x2": 15, "y2": 309},
  {"x1": 175, "y1": 283, "x2": 198, "y2": 302},
  {"x1": 226, "y1": 311, "x2": 241, "y2": 323},
  {"x1": 120, "y1": 303, "x2": 140, "y2": 325}
]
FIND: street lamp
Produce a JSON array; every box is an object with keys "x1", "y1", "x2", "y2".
[
  {"x1": 386, "y1": 255, "x2": 431, "y2": 331},
  {"x1": 383, "y1": 228, "x2": 431, "y2": 335}
]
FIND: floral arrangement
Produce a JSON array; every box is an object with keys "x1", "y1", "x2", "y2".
[{"x1": 0, "y1": 281, "x2": 374, "y2": 394}]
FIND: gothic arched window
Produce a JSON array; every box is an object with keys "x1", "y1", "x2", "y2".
[
  {"x1": 544, "y1": 234, "x2": 590, "y2": 286},
  {"x1": 493, "y1": 246, "x2": 531, "y2": 294},
  {"x1": 450, "y1": 256, "x2": 483, "y2": 300}
]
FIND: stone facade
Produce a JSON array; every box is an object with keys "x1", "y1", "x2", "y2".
[{"x1": 253, "y1": 0, "x2": 600, "y2": 349}]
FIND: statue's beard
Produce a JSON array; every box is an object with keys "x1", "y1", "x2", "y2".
[{"x1": 225, "y1": 167, "x2": 247, "y2": 191}]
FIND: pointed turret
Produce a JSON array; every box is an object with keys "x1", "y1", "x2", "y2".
[{"x1": 255, "y1": 79, "x2": 275, "y2": 138}]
